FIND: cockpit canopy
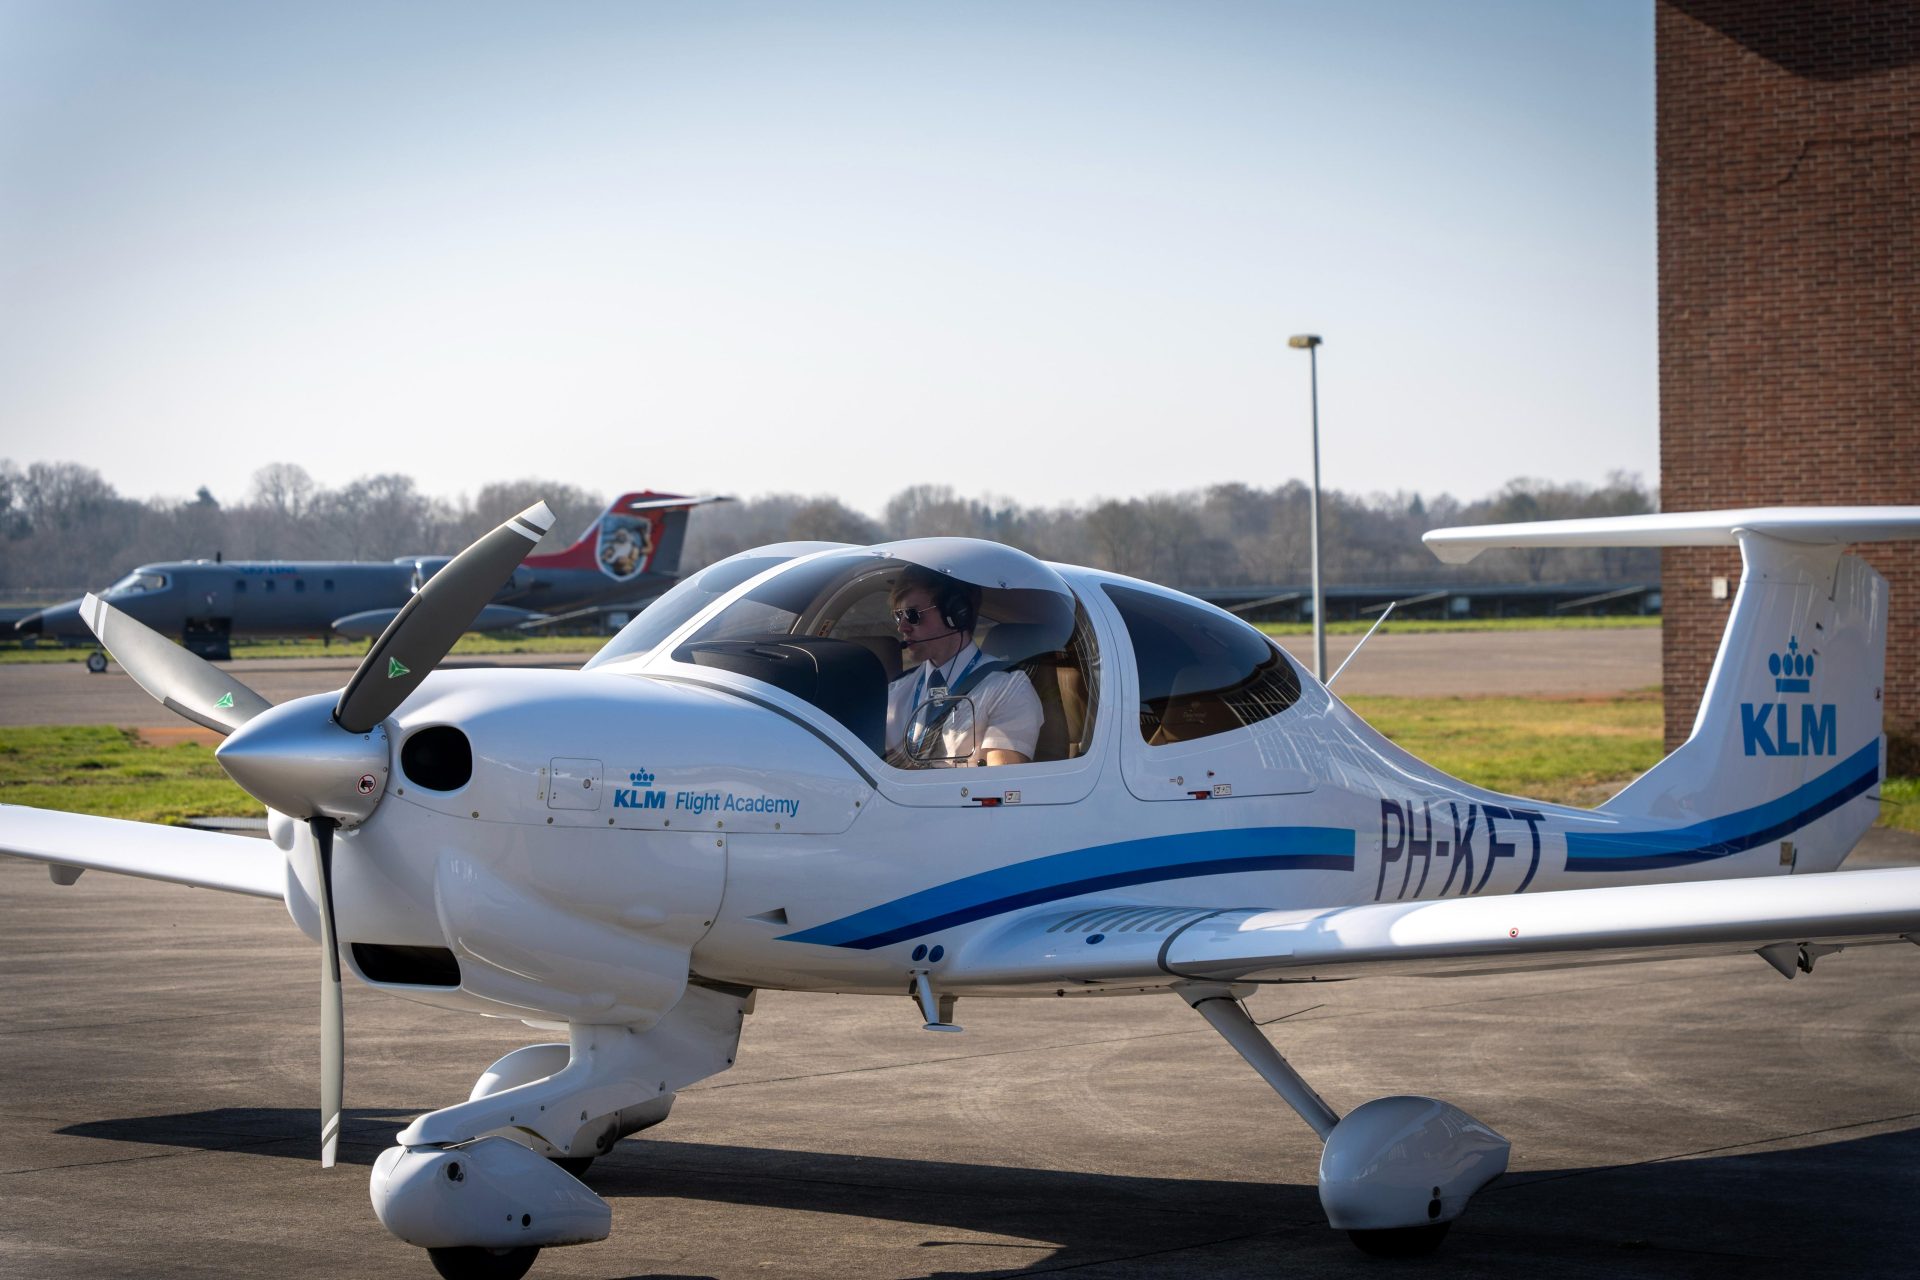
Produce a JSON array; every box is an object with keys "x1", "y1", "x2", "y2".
[
  {"x1": 601, "y1": 540, "x2": 1085, "y2": 761},
  {"x1": 105, "y1": 569, "x2": 170, "y2": 596}
]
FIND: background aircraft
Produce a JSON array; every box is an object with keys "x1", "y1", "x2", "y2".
[
  {"x1": 2, "y1": 503, "x2": 1917, "y2": 1279},
  {"x1": 13, "y1": 492, "x2": 722, "y2": 666}
]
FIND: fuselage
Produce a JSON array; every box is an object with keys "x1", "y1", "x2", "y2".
[
  {"x1": 17, "y1": 560, "x2": 676, "y2": 646},
  {"x1": 276, "y1": 549, "x2": 1877, "y2": 1029}
]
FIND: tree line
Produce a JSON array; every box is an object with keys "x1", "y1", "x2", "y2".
[{"x1": 0, "y1": 459, "x2": 1656, "y2": 597}]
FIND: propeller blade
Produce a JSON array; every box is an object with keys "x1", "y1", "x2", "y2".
[
  {"x1": 78, "y1": 594, "x2": 272, "y2": 735},
  {"x1": 313, "y1": 818, "x2": 344, "y2": 1168},
  {"x1": 334, "y1": 502, "x2": 555, "y2": 734}
]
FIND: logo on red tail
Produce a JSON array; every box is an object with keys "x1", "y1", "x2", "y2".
[{"x1": 596, "y1": 513, "x2": 656, "y2": 581}]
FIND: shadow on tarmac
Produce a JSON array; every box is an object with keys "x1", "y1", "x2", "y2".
[{"x1": 58, "y1": 1107, "x2": 1920, "y2": 1277}]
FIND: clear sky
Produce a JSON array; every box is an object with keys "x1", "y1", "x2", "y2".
[{"x1": 0, "y1": 1, "x2": 1656, "y2": 516}]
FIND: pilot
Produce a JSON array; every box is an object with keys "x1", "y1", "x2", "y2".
[{"x1": 885, "y1": 567, "x2": 1042, "y2": 767}]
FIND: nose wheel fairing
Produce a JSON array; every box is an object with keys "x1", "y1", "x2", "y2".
[{"x1": 373, "y1": 987, "x2": 752, "y2": 1266}]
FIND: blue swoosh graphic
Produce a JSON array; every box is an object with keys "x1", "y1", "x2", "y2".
[
  {"x1": 1565, "y1": 739, "x2": 1880, "y2": 871},
  {"x1": 780, "y1": 826, "x2": 1356, "y2": 950}
]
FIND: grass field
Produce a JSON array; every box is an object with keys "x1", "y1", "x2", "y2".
[
  {"x1": 0, "y1": 615, "x2": 1660, "y2": 664},
  {"x1": 0, "y1": 632, "x2": 604, "y2": 663},
  {"x1": 0, "y1": 629, "x2": 599, "y2": 660},
  {"x1": 0, "y1": 725, "x2": 250, "y2": 823},
  {"x1": 3, "y1": 694, "x2": 1912, "y2": 834},
  {"x1": 1343, "y1": 691, "x2": 1665, "y2": 806},
  {"x1": 1256, "y1": 615, "x2": 1660, "y2": 637}
]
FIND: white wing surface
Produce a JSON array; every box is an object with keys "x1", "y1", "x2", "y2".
[
  {"x1": 0, "y1": 804, "x2": 284, "y2": 899},
  {"x1": 1423, "y1": 506, "x2": 1920, "y2": 564},
  {"x1": 947, "y1": 868, "x2": 1920, "y2": 988}
]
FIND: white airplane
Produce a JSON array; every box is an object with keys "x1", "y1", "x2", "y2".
[{"x1": 4, "y1": 502, "x2": 1919, "y2": 1280}]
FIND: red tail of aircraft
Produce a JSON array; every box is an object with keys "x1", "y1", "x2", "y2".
[{"x1": 524, "y1": 492, "x2": 724, "y2": 584}]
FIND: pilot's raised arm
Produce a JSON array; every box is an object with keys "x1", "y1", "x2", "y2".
[{"x1": 884, "y1": 567, "x2": 1042, "y2": 767}]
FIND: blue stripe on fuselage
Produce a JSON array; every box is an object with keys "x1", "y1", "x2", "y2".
[
  {"x1": 778, "y1": 826, "x2": 1355, "y2": 950},
  {"x1": 1564, "y1": 740, "x2": 1879, "y2": 872}
]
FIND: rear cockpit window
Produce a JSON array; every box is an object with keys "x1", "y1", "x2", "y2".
[{"x1": 1103, "y1": 584, "x2": 1301, "y2": 745}]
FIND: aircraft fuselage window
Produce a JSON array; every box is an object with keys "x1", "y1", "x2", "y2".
[
  {"x1": 293, "y1": 579, "x2": 306, "y2": 593},
  {"x1": 1103, "y1": 584, "x2": 1302, "y2": 745},
  {"x1": 324, "y1": 579, "x2": 335, "y2": 591},
  {"x1": 234, "y1": 580, "x2": 248, "y2": 594},
  {"x1": 264, "y1": 579, "x2": 275, "y2": 592}
]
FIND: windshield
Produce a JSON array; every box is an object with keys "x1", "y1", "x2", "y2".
[
  {"x1": 106, "y1": 571, "x2": 168, "y2": 596},
  {"x1": 584, "y1": 543, "x2": 848, "y2": 670},
  {"x1": 662, "y1": 539, "x2": 1082, "y2": 763}
]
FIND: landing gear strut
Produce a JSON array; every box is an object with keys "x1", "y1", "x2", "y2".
[{"x1": 1180, "y1": 986, "x2": 1508, "y2": 1257}]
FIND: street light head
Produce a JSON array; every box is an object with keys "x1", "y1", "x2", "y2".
[{"x1": 1288, "y1": 334, "x2": 1322, "y2": 350}]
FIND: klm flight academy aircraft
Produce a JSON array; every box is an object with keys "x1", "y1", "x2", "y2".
[
  {"x1": 12, "y1": 491, "x2": 721, "y2": 668},
  {"x1": 3, "y1": 502, "x2": 1919, "y2": 1279}
]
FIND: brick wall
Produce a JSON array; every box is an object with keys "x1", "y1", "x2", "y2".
[{"x1": 1657, "y1": 1, "x2": 1919, "y2": 762}]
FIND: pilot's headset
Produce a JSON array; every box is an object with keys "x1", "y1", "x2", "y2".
[{"x1": 934, "y1": 580, "x2": 978, "y2": 635}]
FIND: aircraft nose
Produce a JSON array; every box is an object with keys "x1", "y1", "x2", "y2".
[{"x1": 18, "y1": 600, "x2": 83, "y2": 639}]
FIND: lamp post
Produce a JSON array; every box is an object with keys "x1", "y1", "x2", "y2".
[{"x1": 1287, "y1": 333, "x2": 1326, "y2": 682}]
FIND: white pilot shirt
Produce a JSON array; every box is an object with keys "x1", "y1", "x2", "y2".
[{"x1": 886, "y1": 640, "x2": 1043, "y2": 766}]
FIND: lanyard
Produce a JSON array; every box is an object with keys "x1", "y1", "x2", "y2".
[{"x1": 914, "y1": 647, "x2": 984, "y2": 708}]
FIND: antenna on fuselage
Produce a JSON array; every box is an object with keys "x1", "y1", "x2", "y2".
[{"x1": 1324, "y1": 601, "x2": 1395, "y2": 689}]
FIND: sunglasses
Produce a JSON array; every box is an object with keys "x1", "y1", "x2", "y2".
[{"x1": 892, "y1": 606, "x2": 939, "y2": 626}]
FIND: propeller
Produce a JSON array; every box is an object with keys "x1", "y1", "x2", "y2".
[
  {"x1": 82, "y1": 502, "x2": 556, "y2": 1167},
  {"x1": 78, "y1": 594, "x2": 271, "y2": 734}
]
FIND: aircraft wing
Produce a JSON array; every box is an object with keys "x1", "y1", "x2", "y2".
[
  {"x1": 947, "y1": 867, "x2": 1920, "y2": 988},
  {"x1": 0, "y1": 804, "x2": 285, "y2": 899}
]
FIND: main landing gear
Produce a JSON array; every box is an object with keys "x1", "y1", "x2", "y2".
[
  {"x1": 1180, "y1": 985, "x2": 1509, "y2": 1258},
  {"x1": 369, "y1": 985, "x2": 749, "y2": 1278},
  {"x1": 86, "y1": 651, "x2": 108, "y2": 674}
]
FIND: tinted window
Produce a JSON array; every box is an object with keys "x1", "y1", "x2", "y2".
[{"x1": 1103, "y1": 585, "x2": 1301, "y2": 745}]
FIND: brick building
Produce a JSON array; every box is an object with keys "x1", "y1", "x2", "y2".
[{"x1": 1657, "y1": 1, "x2": 1918, "y2": 765}]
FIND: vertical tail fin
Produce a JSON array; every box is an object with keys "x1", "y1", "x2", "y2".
[
  {"x1": 523, "y1": 492, "x2": 727, "y2": 582},
  {"x1": 1426, "y1": 507, "x2": 1920, "y2": 871}
]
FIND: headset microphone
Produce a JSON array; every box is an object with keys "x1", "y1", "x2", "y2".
[{"x1": 899, "y1": 624, "x2": 964, "y2": 648}]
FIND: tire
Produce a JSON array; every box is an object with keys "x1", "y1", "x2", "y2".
[
  {"x1": 1347, "y1": 1222, "x2": 1451, "y2": 1258},
  {"x1": 86, "y1": 651, "x2": 108, "y2": 674},
  {"x1": 551, "y1": 1155, "x2": 594, "y2": 1178},
  {"x1": 426, "y1": 1245, "x2": 540, "y2": 1280}
]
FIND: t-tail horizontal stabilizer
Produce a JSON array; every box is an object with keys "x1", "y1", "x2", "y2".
[{"x1": 1425, "y1": 506, "x2": 1920, "y2": 872}]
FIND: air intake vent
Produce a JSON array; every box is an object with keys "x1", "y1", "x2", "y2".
[
  {"x1": 401, "y1": 726, "x2": 472, "y2": 791},
  {"x1": 352, "y1": 943, "x2": 461, "y2": 987}
]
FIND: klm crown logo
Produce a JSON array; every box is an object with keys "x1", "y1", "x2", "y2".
[
  {"x1": 1768, "y1": 636, "x2": 1814, "y2": 693},
  {"x1": 1742, "y1": 634, "x2": 1835, "y2": 758},
  {"x1": 615, "y1": 768, "x2": 665, "y2": 810}
]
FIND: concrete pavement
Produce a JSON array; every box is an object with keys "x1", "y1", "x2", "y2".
[{"x1": 2, "y1": 835, "x2": 1916, "y2": 1280}]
